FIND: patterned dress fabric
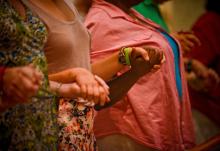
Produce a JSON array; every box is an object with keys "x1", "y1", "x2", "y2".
[
  {"x1": 58, "y1": 99, "x2": 96, "y2": 151},
  {"x1": 0, "y1": 0, "x2": 58, "y2": 150},
  {"x1": 20, "y1": 0, "x2": 97, "y2": 150}
]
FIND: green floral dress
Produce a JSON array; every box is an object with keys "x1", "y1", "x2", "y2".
[{"x1": 0, "y1": 0, "x2": 58, "y2": 150}]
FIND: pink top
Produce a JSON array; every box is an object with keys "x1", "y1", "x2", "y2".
[
  {"x1": 23, "y1": 0, "x2": 91, "y2": 73},
  {"x1": 85, "y1": 0, "x2": 195, "y2": 150}
]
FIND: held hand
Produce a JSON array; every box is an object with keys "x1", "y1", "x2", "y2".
[
  {"x1": 172, "y1": 31, "x2": 201, "y2": 54},
  {"x1": 130, "y1": 47, "x2": 164, "y2": 77},
  {"x1": 187, "y1": 59, "x2": 219, "y2": 92},
  {"x1": 74, "y1": 68, "x2": 110, "y2": 106},
  {"x1": 203, "y1": 69, "x2": 220, "y2": 92},
  {"x1": 2, "y1": 65, "x2": 42, "y2": 104}
]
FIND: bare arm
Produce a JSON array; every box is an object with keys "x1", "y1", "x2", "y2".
[
  {"x1": 94, "y1": 69, "x2": 141, "y2": 110},
  {"x1": 94, "y1": 47, "x2": 164, "y2": 110},
  {"x1": 91, "y1": 51, "x2": 124, "y2": 81}
]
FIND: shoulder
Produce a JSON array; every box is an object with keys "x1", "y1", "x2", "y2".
[
  {"x1": 85, "y1": 7, "x2": 112, "y2": 26},
  {"x1": 193, "y1": 12, "x2": 220, "y2": 28}
]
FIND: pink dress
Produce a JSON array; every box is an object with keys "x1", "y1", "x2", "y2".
[
  {"x1": 85, "y1": 0, "x2": 195, "y2": 150},
  {"x1": 24, "y1": 0, "x2": 96, "y2": 150}
]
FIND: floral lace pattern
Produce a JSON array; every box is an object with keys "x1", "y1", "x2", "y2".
[
  {"x1": 58, "y1": 99, "x2": 97, "y2": 151},
  {"x1": 0, "y1": 0, "x2": 58, "y2": 150}
]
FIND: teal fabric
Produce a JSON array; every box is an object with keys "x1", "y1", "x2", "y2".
[
  {"x1": 134, "y1": 0, "x2": 169, "y2": 32},
  {"x1": 161, "y1": 32, "x2": 183, "y2": 99}
]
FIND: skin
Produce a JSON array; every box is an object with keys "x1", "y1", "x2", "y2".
[
  {"x1": 0, "y1": 0, "x2": 109, "y2": 113},
  {"x1": 185, "y1": 58, "x2": 220, "y2": 92},
  {"x1": 27, "y1": 0, "x2": 111, "y2": 106},
  {"x1": 1, "y1": 65, "x2": 42, "y2": 112},
  {"x1": 88, "y1": 0, "x2": 165, "y2": 109},
  {"x1": 172, "y1": 32, "x2": 201, "y2": 55},
  {"x1": 7, "y1": 0, "x2": 163, "y2": 111},
  {"x1": 73, "y1": 0, "x2": 92, "y2": 19}
]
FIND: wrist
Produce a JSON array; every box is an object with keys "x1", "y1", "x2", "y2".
[
  {"x1": 118, "y1": 47, "x2": 132, "y2": 66},
  {"x1": 55, "y1": 82, "x2": 62, "y2": 97}
]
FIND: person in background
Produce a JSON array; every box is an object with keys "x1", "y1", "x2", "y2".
[
  {"x1": 85, "y1": 0, "x2": 195, "y2": 150},
  {"x1": 134, "y1": 0, "x2": 201, "y2": 54},
  {"x1": 134, "y1": 0, "x2": 170, "y2": 32},
  {"x1": 134, "y1": 0, "x2": 220, "y2": 144},
  {"x1": 187, "y1": 0, "x2": 220, "y2": 143}
]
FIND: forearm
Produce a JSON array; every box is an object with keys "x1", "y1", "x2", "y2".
[
  {"x1": 49, "y1": 80, "x2": 81, "y2": 99},
  {"x1": 92, "y1": 51, "x2": 124, "y2": 81},
  {"x1": 94, "y1": 69, "x2": 140, "y2": 110},
  {"x1": 49, "y1": 68, "x2": 88, "y2": 83}
]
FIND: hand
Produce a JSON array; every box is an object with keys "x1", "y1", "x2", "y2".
[
  {"x1": 187, "y1": 59, "x2": 220, "y2": 92},
  {"x1": 57, "y1": 83, "x2": 81, "y2": 98},
  {"x1": 191, "y1": 59, "x2": 208, "y2": 78},
  {"x1": 203, "y1": 69, "x2": 220, "y2": 92},
  {"x1": 172, "y1": 31, "x2": 201, "y2": 55},
  {"x1": 130, "y1": 47, "x2": 164, "y2": 77},
  {"x1": 72, "y1": 68, "x2": 110, "y2": 106},
  {"x1": 2, "y1": 65, "x2": 42, "y2": 105}
]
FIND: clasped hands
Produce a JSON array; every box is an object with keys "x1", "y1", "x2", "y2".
[
  {"x1": 1, "y1": 46, "x2": 164, "y2": 109},
  {"x1": 129, "y1": 46, "x2": 165, "y2": 77}
]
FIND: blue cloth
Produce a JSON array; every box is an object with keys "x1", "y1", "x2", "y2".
[{"x1": 161, "y1": 32, "x2": 183, "y2": 99}]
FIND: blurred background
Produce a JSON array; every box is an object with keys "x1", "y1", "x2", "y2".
[{"x1": 159, "y1": 0, "x2": 206, "y2": 31}]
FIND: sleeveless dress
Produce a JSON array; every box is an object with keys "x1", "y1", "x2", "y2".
[
  {"x1": 0, "y1": 0, "x2": 58, "y2": 150},
  {"x1": 24, "y1": 0, "x2": 97, "y2": 150}
]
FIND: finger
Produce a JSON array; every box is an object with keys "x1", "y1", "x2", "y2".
[
  {"x1": 157, "y1": 50, "x2": 164, "y2": 64},
  {"x1": 132, "y1": 47, "x2": 149, "y2": 61},
  {"x1": 71, "y1": 84, "x2": 81, "y2": 97},
  {"x1": 80, "y1": 85, "x2": 87, "y2": 99},
  {"x1": 19, "y1": 76, "x2": 39, "y2": 98},
  {"x1": 58, "y1": 83, "x2": 80, "y2": 98},
  {"x1": 181, "y1": 38, "x2": 195, "y2": 49},
  {"x1": 69, "y1": 84, "x2": 81, "y2": 98},
  {"x1": 11, "y1": 73, "x2": 38, "y2": 99},
  {"x1": 150, "y1": 49, "x2": 161, "y2": 65},
  {"x1": 185, "y1": 34, "x2": 201, "y2": 46},
  {"x1": 86, "y1": 85, "x2": 94, "y2": 102},
  {"x1": 20, "y1": 66, "x2": 39, "y2": 84},
  {"x1": 183, "y1": 46, "x2": 191, "y2": 54},
  {"x1": 94, "y1": 75, "x2": 109, "y2": 94},
  {"x1": 208, "y1": 69, "x2": 220, "y2": 83},
  {"x1": 24, "y1": 65, "x2": 42, "y2": 85},
  {"x1": 146, "y1": 47, "x2": 156, "y2": 61},
  {"x1": 84, "y1": 101, "x2": 95, "y2": 107},
  {"x1": 11, "y1": 85, "x2": 28, "y2": 103},
  {"x1": 153, "y1": 65, "x2": 161, "y2": 70},
  {"x1": 93, "y1": 85, "x2": 100, "y2": 104},
  {"x1": 161, "y1": 54, "x2": 166, "y2": 63},
  {"x1": 33, "y1": 69, "x2": 43, "y2": 85},
  {"x1": 98, "y1": 87, "x2": 108, "y2": 106}
]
